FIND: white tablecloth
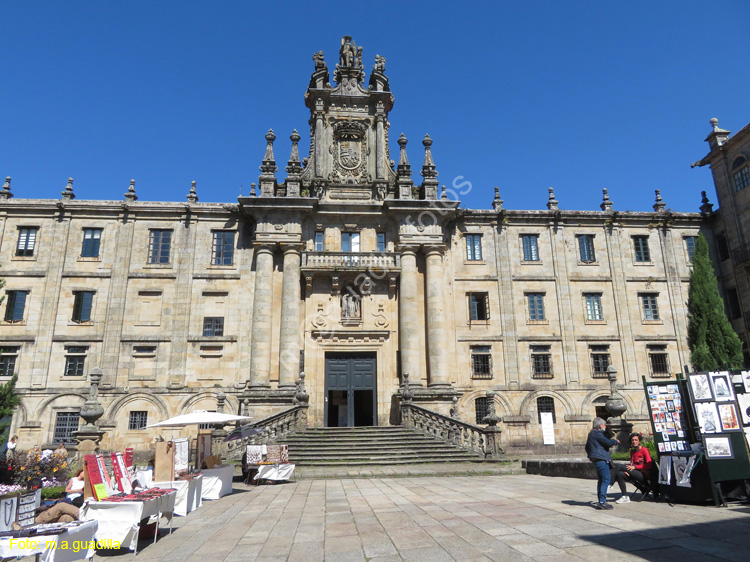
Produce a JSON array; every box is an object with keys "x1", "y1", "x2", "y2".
[
  {"x1": 254, "y1": 463, "x2": 295, "y2": 482},
  {"x1": 134, "y1": 470, "x2": 153, "y2": 489},
  {"x1": 0, "y1": 520, "x2": 98, "y2": 562},
  {"x1": 80, "y1": 491, "x2": 176, "y2": 551},
  {"x1": 153, "y1": 475, "x2": 203, "y2": 516},
  {"x1": 201, "y1": 465, "x2": 234, "y2": 500}
]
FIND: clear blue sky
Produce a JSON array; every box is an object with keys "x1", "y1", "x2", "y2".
[{"x1": 1, "y1": 1, "x2": 748, "y2": 213}]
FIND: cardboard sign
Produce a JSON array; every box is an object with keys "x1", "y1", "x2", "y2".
[
  {"x1": 124, "y1": 448, "x2": 134, "y2": 468},
  {"x1": 541, "y1": 412, "x2": 555, "y2": 445}
]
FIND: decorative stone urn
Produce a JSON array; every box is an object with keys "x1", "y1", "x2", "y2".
[
  {"x1": 604, "y1": 365, "x2": 633, "y2": 452},
  {"x1": 73, "y1": 367, "x2": 107, "y2": 457}
]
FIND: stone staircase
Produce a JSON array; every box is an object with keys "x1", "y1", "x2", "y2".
[{"x1": 284, "y1": 426, "x2": 488, "y2": 466}]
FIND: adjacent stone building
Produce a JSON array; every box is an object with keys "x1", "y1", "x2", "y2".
[{"x1": 1, "y1": 37, "x2": 708, "y2": 453}]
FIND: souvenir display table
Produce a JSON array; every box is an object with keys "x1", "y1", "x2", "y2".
[
  {"x1": 134, "y1": 470, "x2": 154, "y2": 489},
  {"x1": 0, "y1": 519, "x2": 98, "y2": 562},
  {"x1": 254, "y1": 463, "x2": 295, "y2": 483},
  {"x1": 79, "y1": 489, "x2": 176, "y2": 552},
  {"x1": 200, "y1": 465, "x2": 234, "y2": 500},
  {"x1": 152, "y1": 474, "x2": 203, "y2": 516}
]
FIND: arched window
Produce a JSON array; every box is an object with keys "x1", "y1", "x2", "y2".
[
  {"x1": 537, "y1": 396, "x2": 556, "y2": 423},
  {"x1": 732, "y1": 156, "x2": 747, "y2": 169}
]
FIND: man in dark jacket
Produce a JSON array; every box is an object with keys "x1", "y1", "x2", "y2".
[{"x1": 585, "y1": 417, "x2": 620, "y2": 509}]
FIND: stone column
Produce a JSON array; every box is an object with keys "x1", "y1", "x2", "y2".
[
  {"x1": 425, "y1": 246, "x2": 450, "y2": 386},
  {"x1": 398, "y1": 246, "x2": 422, "y2": 384},
  {"x1": 278, "y1": 244, "x2": 302, "y2": 388},
  {"x1": 249, "y1": 244, "x2": 275, "y2": 389},
  {"x1": 314, "y1": 103, "x2": 324, "y2": 178},
  {"x1": 375, "y1": 114, "x2": 385, "y2": 180}
]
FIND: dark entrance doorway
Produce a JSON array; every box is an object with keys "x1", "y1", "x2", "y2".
[{"x1": 325, "y1": 353, "x2": 377, "y2": 427}]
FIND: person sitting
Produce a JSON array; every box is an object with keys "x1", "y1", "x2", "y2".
[
  {"x1": 34, "y1": 502, "x2": 79, "y2": 524},
  {"x1": 65, "y1": 468, "x2": 85, "y2": 507},
  {"x1": 610, "y1": 432, "x2": 654, "y2": 503}
]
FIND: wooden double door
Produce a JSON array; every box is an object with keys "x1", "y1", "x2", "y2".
[{"x1": 324, "y1": 353, "x2": 377, "y2": 427}]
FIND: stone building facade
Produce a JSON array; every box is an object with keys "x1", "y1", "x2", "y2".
[{"x1": 1, "y1": 37, "x2": 707, "y2": 453}]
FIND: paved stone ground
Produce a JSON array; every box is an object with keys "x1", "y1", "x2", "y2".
[{"x1": 88, "y1": 473, "x2": 750, "y2": 561}]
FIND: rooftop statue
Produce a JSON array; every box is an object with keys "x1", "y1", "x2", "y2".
[
  {"x1": 313, "y1": 51, "x2": 326, "y2": 70},
  {"x1": 339, "y1": 36, "x2": 357, "y2": 68},
  {"x1": 373, "y1": 54, "x2": 386, "y2": 73}
]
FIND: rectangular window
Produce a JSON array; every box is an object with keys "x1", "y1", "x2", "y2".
[
  {"x1": 314, "y1": 231, "x2": 324, "y2": 251},
  {"x1": 203, "y1": 317, "x2": 225, "y2": 337},
  {"x1": 0, "y1": 347, "x2": 19, "y2": 377},
  {"x1": 716, "y1": 235, "x2": 729, "y2": 261},
  {"x1": 726, "y1": 288, "x2": 742, "y2": 320},
  {"x1": 684, "y1": 236, "x2": 697, "y2": 263},
  {"x1": 527, "y1": 293, "x2": 545, "y2": 321},
  {"x1": 53, "y1": 412, "x2": 80, "y2": 447},
  {"x1": 211, "y1": 231, "x2": 235, "y2": 266},
  {"x1": 81, "y1": 228, "x2": 102, "y2": 258},
  {"x1": 641, "y1": 293, "x2": 660, "y2": 321},
  {"x1": 470, "y1": 346, "x2": 492, "y2": 379},
  {"x1": 16, "y1": 227, "x2": 38, "y2": 257},
  {"x1": 4, "y1": 290, "x2": 28, "y2": 323},
  {"x1": 468, "y1": 293, "x2": 490, "y2": 322},
  {"x1": 521, "y1": 234, "x2": 539, "y2": 261},
  {"x1": 734, "y1": 167, "x2": 750, "y2": 192},
  {"x1": 148, "y1": 229, "x2": 172, "y2": 264},
  {"x1": 648, "y1": 345, "x2": 670, "y2": 377},
  {"x1": 474, "y1": 397, "x2": 489, "y2": 424},
  {"x1": 537, "y1": 396, "x2": 556, "y2": 423},
  {"x1": 633, "y1": 236, "x2": 651, "y2": 262},
  {"x1": 590, "y1": 345, "x2": 610, "y2": 378},
  {"x1": 72, "y1": 291, "x2": 95, "y2": 323},
  {"x1": 577, "y1": 234, "x2": 596, "y2": 263},
  {"x1": 377, "y1": 232, "x2": 386, "y2": 252},
  {"x1": 129, "y1": 411, "x2": 148, "y2": 430},
  {"x1": 465, "y1": 234, "x2": 482, "y2": 261},
  {"x1": 531, "y1": 345, "x2": 552, "y2": 378},
  {"x1": 584, "y1": 293, "x2": 603, "y2": 321},
  {"x1": 64, "y1": 346, "x2": 87, "y2": 377},
  {"x1": 341, "y1": 232, "x2": 360, "y2": 252}
]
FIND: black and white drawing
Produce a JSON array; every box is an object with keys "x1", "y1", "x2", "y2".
[
  {"x1": 695, "y1": 402, "x2": 721, "y2": 434},
  {"x1": 711, "y1": 372, "x2": 735, "y2": 401},
  {"x1": 705, "y1": 436, "x2": 733, "y2": 459},
  {"x1": 689, "y1": 373, "x2": 713, "y2": 401}
]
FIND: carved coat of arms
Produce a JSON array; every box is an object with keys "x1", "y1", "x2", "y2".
[
  {"x1": 338, "y1": 140, "x2": 362, "y2": 170},
  {"x1": 330, "y1": 120, "x2": 369, "y2": 181}
]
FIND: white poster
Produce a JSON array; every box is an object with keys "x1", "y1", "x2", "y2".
[
  {"x1": 658, "y1": 456, "x2": 672, "y2": 485},
  {"x1": 672, "y1": 457, "x2": 691, "y2": 488},
  {"x1": 174, "y1": 437, "x2": 189, "y2": 472},
  {"x1": 540, "y1": 412, "x2": 555, "y2": 445},
  {"x1": 0, "y1": 496, "x2": 17, "y2": 532}
]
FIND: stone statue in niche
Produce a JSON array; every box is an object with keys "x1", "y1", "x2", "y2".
[
  {"x1": 339, "y1": 36, "x2": 356, "y2": 68},
  {"x1": 341, "y1": 290, "x2": 361, "y2": 319}
]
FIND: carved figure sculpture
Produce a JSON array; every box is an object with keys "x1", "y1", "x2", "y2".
[
  {"x1": 341, "y1": 291, "x2": 361, "y2": 319},
  {"x1": 356, "y1": 46, "x2": 363, "y2": 68},
  {"x1": 339, "y1": 36, "x2": 356, "y2": 67},
  {"x1": 313, "y1": 51, "x2": 326, "y2": 70},
  {"x1": 374, "y1": 54, "x2": 386, "y2": 72}
]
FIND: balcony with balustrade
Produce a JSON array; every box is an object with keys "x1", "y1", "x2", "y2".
[{"x1": 301, "y1": 251, "x2": 401, "y2": 272}]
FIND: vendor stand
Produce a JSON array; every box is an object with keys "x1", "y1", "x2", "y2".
[
  {"x1": 200, "y1": 466, "x2": 234, "y2": 500},
  {"x1": 0, "y1": 520, "x2": 99, "y2": 562},
  {"x1": 152, "y1": 474, "x2": 203, "y2": 516}
]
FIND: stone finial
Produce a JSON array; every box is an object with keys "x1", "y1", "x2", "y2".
[
  {"x1": 61, "y1": 177, "x2": 75, "y2": 201},
  {"x1": 600, "y1": 188, "x2": 613, "y2": 212},
  {"x1": 259, "y1": 130, "x2": 278, "y2": 196},
  {"x1": 700, "y1": 190, "x2": 714, "y2": 216},
  {"x1": 492, "y1": 186, "x2": 503, "y2": 211},
  {"x1": 546, "y1": 187, "x2": 558, "y2": 210},
  {"x1": 240, "y1": 398, "x2": 249, "y2": 418},
  {"x1": 0, "y1": 177, "x2": 13, "y2": 200},
  {"x1": 401, "y1": 372, "x2": 413, "y2": 402},
  {"x1": 250, "y1": 182, "x2": 257, "y2": 197},
  {"x1": 79, "y1": 367, "x2": 105, "y2": 431},
  {"x1": 653, "y1": 189, "x2": 666, "y2": 213},
  {"x1": 216, "y1": 392, "x2": 226, "y2": 413},
  {"x1": 125, "y1": 179, "x2": 138, "y2": 202},
  {"x1": 481, "y1": 390, "x2": 501, "y2": 427},
  {"x1": 420, "y1": 134, "x2": 438, "y2": 199},
  {"x1": 397, "y1": 133, "x2": 410, "y2": 168},
  {"x1": 286, "y1": 129, "x2": 303, "y2": 175},
  {"x1": 441, "y1": 185, "x2": 448, "y2": 200},
  {"x1": 705, "y1": 117, "x2": 731, "y2": 150},
  {"x1": 295, "y1": 372, "x2": 309, "y2": 405},
  {"x1": 187, "y1": 180, "x2": 199, "y2": 204},
  {"x1": 450, "y1": 396, "x2": 461, "y2": 420}
]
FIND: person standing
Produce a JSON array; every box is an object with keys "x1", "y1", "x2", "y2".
[{"x1": 585, "y1": 417, "x2": 620, "y2": 509}]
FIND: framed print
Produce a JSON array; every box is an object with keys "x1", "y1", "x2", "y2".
[
  {"x1": 658, "y1": 456, "x2": 672, "y2": 485},
  {"x1": 718, "y1": 403, "x2": 741, "y2": 431},
  {"x1": 695, "y1": 402, "x2": 721, "y2": 434},
  {"x1": 737, "y1": 393, "x2": 750, "y2": 425},
  {"x1": 711, "y1": 372, "x2": 735, "y2": 401},
  {"x1": 689, "y1": 373, "x2": 713, "y2": 401},
  {"x1": 704, "y1": 436, "x2": 733, "y2": 459}
]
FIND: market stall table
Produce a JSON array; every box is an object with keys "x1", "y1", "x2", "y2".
[
  {"x1": 152, "y1": 475, "x2": 203, "y2": 516},
  {"x1": 254, "y1": 463, "x2": 295, "y2": 483},
  {"x1": 79, "y1": 490, "x2": 176, "y2": 553},
  {"x1": 201, "y1": 465, "x2": 234, "y2": 500},
  {"x1": 0, "y1": 519, "x2": 98, "y2": 562}
]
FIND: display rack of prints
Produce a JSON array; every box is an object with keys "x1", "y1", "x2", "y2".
[
  {"x1": 644, "y1": 380, "x2": 690, "y2": 453},
  {"x1": 85, "y1": 454, "x2": 109, "y2": 500},
  {"x1": 16, "y1": 491, "x2": 39, "y2": 528},
  {"x1": 124, "y1": 448, "x2": 134, "y2": 468},
  {"x1": 111, "y1": 452, "x2": 132, "y2": 493},
  {"x1": 266, "y1": 445, "x2": 281, "y2": 464},
  {"x1": 246, "y1": 445, "x2": 263, "y2": 464},
  {"x1": 96, "y1": 454, "x2": 114, "y2": 496}
]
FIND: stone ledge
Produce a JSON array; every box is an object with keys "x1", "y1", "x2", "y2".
[{"x1": 522, "y1": 457, "x2": 626, "y2": 479}]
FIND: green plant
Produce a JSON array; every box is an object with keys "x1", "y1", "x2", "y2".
[
  {"x1": 41, "y1": 486, "x2": 65, "y2": 500},
  {"x1": 8, "y1": 450, "x2": 70, "y2": 486}
]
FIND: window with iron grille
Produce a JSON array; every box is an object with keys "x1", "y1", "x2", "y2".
[
  {"x1": 4, "y1": 290, "x2": 28, "y2": 323},
  {"x1": 314, "y1": 231, "x2": 324, "y2": 251},
  {"x1": 577, "y1": 234, "x2": 596, "y2": 263},
  {"x1": 734, "y1": 166, "x2": 750, "y2": 192},
  {"x1": 584, "y1": 293, "x2": 603, "y2": 321},
  {"x1": 468, "y1": 293, "x2": 490, "y2": 322},
  {"x1": 129, "y1": 411, "x2": 148, "y2": 430},
  {"x1": 203, "y1": 317, "x2": 224, "y2": 337},
  {"x1": 633, "y1": 236, "x2": 651, "y2": 262},
  {"x1": 537, "y1": 396, "x2": 556, "y2": 423},
  {"x1": 726, "y1": 288, "x2": 742, "y2": 320},
  {"x1": 648, "y1": 345, "x2": 670, "y2": 377},
  {"x1": 64, "y1": 346, "x2": 87, "y2": 377},
  {"x1": 531, "y1": 345, "x2": 552, "y2": 378},
  {"x1": 474, "y1": 397, "x2": 489, "y2": 424},
  {"x1": 684, "y1": 236, "x2": 697, "y2": 263},
  {"x1": 211, "y1": 231, "x2": 235, "y2": 266},
  {"x1": 53, "y1": 412, "x2": 80, "y2": 447},
  {"x1": 470, "y1": 346, "x2": 492, "y2": 379},
  {"x1": 521, "y1": 234, "x2": 539, "y2": 261},
  {"x1": 16, "y1": 227, "x2": 38, "y2": 257},
  {"x1": 465, "y1": 234, "x2": 482, "y2": 261},
  {"x1": 81, "y1": 228, "x2": 102, "y2": 258},
  {"x1": 148, "y1": 229, "x2": 172, "y2": 264},
  {"x1": 640, "y1": 293, "x2": 660, "y2": 321},
  {"x1": 716, "y1": 235, "x2": 729, "y2": 261},
  {"x1": 590, "y1": 345, "x2": 610, "y2": 378},
  {"x1": 72, "y1": 291, "x2": 94, "y2": 323},
  {"x1": 0, "y1": 347, "x2": 19, "y2": 377},
  {"x1": 527, "y1": 293, "x2": 545, "y2": 321},
  {"x1": 377, "y1": 233, "x2": 386, "y2": 252}
]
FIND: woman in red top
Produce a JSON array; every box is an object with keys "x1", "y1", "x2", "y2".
[{"x1": 611, "y1": 432, "x2": 654, "y2": 503}]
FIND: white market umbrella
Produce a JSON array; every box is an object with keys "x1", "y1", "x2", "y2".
[{"x1": 145, "y1": 410, "x2": 251, "y2": 428}]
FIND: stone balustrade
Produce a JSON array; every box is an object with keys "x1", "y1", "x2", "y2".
[
  {"x1": 224, "y1": 404, "x2": 308, "y2": 460},
  {"x1": 301, "y1": 251, "x2": 400, "y2": 270}
]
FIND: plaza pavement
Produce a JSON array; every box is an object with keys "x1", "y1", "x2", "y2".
[{"x1": 91, "y1": 472, "x2": 750, "y2": 562}]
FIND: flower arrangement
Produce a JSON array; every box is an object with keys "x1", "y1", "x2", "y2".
[{"x1": 6, "y1": 449, "x2": 72, "y2": 487}]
